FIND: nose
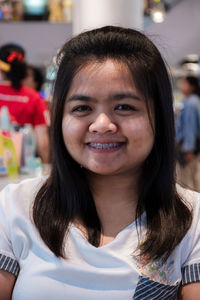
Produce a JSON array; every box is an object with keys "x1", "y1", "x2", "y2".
[{"x1": 89, "y1": 113, "x2": 117, "y2": 134}]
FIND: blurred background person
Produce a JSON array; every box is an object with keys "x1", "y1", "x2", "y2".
[
  {"x1": 23, "y1": 64, "x2": 50, "y2": 126},
  {"x1": 176, "y1": 76, "x2": 200, "y2": 191},
  {"x1": 23, "y1": 64, "x2": 44, "y2": 93},
  {"x1": 0, "y1": 43, "x2": 50, "y2": 164}
]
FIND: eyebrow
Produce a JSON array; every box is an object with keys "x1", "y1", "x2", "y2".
[
  {"x1": 68, "y1": 94, "x2": 93, "y2": 102},
  {"x1": 67, "y1": 92, "x2": 141, "y2": 102},
  {"x1": 112, "y1": 92, "x2": 141, "y2": 101}
]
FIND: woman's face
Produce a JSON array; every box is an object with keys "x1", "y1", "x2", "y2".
[{"x1": 62, "y1": 59, "x2": 154, "y2": 177}]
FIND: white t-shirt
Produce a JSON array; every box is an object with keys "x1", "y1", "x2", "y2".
[{"x1": 0, "y1": 177, "x2": 200, "y2": 300}]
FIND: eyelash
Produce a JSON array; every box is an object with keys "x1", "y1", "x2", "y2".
[
  {"x1": 72, "y1": 104, "x2": 136, "y2": 114},
  {"x1": 115, "y1": 104, "x2": 135, "y2": 111},
  {"x1": 72, "y1": 105, "x2": 91, "y2": 112}
]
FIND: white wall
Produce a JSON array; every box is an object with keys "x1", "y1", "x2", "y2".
[
  {"x1": 145, "y1": 0, "x2": 200, "y2": 67},
  {"x1": 0, "y1": 22, "x2": 72, "y2": 66}
]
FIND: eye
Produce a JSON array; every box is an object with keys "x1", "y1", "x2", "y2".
[
  {"x1": 115, "y1": 104, "x2": 135, "y2": 111},
  {"x1": 72, "y1": 105, "x2": 92, "y2": 113}
]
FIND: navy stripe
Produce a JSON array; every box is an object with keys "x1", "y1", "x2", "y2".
[
  {"x1": 182, "y1": 263, "x2": 200, "y2": 285},
  {"x1": 0, "y1": 253, "x2": 19, "y2": 276},
  {"x1": 134, "y1": 276, "x2": 178, "y2": 300}
]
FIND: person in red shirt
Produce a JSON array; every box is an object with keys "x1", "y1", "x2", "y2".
[{"x1": 0, "y1": 43, "x2": 49, "y2": 164}]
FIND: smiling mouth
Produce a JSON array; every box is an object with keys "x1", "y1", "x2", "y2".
[{"x1": 87, "y1": 142, "x2": 124, "y2": 150}]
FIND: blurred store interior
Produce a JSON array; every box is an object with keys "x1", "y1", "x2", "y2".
[
  {"x1": 0, "y1": 0, "x2": 199, "y2": 185},
  {"x1": 0, "y1": 0, "x2": 199, "y2": 99}
]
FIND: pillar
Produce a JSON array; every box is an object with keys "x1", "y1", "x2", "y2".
[{"x1": 73, "y1": 0, "x2": 144, "y2": 36}]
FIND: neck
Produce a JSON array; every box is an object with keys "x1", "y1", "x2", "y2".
[
  {"x1": 87, "y1": 172, "x2": 140, "y2": 237},
  {"x1": 184, "y1": 92, "x2": 193, "y2": 97}
]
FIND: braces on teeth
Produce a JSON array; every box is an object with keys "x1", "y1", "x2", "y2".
[{"x1": 90, "y1": 143, "x2": 121, "y2": 149}]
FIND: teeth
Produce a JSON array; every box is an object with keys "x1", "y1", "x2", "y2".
[{"x1": 90, "y1": 143, "x2": 121, "y2": 149}]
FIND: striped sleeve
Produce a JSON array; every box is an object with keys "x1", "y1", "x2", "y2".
[
  {"x1": 0, "y1": 185, "x2": 20, "y2": 277},
  {"x1": 0, "y1": 253, "x2": 19, "y2": 276},
  {"x1": 134, "y1": 276, "x2": 178, "y2": 300},
  {"x1": 182, "y1": 263, "x2": 200, "y2": 285},
  {"x1": 179, "y1": 188, "x2": 200, "y2": 285}
]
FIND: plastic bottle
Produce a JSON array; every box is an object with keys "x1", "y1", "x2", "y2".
[
  {"x1": 0, "y1": 106, "x2": 11, "y2": 137},
  {"x1": 0, "y1": 135, "x2": 7, "y2": 176},
  {"x1": 0, "y1": 106, "x2": 18, "y2": 178},
  {"x1": 21, "y1": 124, "x2": 36, "y2": 174}
]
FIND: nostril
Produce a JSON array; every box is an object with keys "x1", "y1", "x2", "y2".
[
  {"x1": 89, "y1": 123, "x2": 117, "y2": 134},
  {"x1": 88, "y1": 113, "x2": 117, "y2": 133}
]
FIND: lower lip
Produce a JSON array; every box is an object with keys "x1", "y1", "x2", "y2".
[{"x1": 87, "y1": 143, "x2": 125, "y2": 153}]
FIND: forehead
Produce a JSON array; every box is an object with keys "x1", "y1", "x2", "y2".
[{"x1": 67, "y1": 59, "x2": 138, "y2": 96}]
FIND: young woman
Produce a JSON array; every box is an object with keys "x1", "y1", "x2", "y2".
[
  {"x1": 0, "y1": 44, "x2": 49, "y2": 163},
  {"x1": 0, "y1": 26, "x2": 199, "y2": 300}
]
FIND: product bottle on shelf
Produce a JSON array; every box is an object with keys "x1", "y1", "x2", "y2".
[
  {"x1": 0, "y1": 106, "x2": 11, "y2": 137},
  {"x1": 0, "y1": 135, "x2": 7, "y2": 176},
  {"x1": 20, "y1": 124, "x2": 36, "y2": 174},
  {"x1": 0, "y1": 106, "x2": 18, "y2": 178}
]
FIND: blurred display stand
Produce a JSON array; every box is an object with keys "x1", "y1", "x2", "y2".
[
  {"x1": 0, "y1": 105, "x2": 50, "y2": 190},
  {"x1": 0, "y1": 172, "x2": 39, "y2": 190},
  {"x1": 0, "y1": 0, "x2": 73, "y2": 22}
]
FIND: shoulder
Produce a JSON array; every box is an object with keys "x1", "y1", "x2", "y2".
[
  {"x1": 186, "y1": 94, "x2": 200, "y2": 108},
  {"x1": 0, "y1": 176, "x2": 46, "y2": 218},
  {"x1": 177, "y1": 184, "x2": 200, "y2": 212},
  {"x1": 0, "y1": 84, "x2": 13, "y2": 93},
  {"x1": 20, "y1": 86, "x2": 41, "y2": 99},
  {"x1": 0, "y1": 177, "x2": 48, "y2": 268},
  {"x1": 177, "y1": 184, "x2": 200, "y2": 226},
  {"x1": 176, "y1": 185, "x2": 200, "y2": 266},
  {"x1": 176, "y1": 184, "x2": 200, "y2": 247}
]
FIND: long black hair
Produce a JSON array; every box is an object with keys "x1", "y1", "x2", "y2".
[
  {"x1": 33, "y1": 26, "x2": 192, "y2": 261},
  {"x1": 0, "y1": 43, "x2": 26, "y2": 90}
]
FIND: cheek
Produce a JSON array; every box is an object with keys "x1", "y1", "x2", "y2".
[
  {"x1": 62, "y1": 117, "x2": 77, "y2": 146},
  {"x1": 127, "y1": 118, "x2": 154, "y2": 148},
  {"x1": 62, "y1": 116, "x2": 87, "y2": 149},
  {"x1": 62, "y1": 117, "x2": 74, "y2": 136}
]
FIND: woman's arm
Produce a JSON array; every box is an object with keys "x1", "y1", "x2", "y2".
[
  {"x1": 178, "y1": 282, "x2": 200, "y2": 299},
  {"x1": 0, "y1": 270, "x2": 16, "y2": 300}
]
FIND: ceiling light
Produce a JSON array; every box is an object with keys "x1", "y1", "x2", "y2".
[{"x1": 150, "y1": 6, "x2": 166, "y2": 23}]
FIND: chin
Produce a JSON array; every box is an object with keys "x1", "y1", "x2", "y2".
[{"x1": 86, "y1": 166, "x2": 122, "y2": 176}]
